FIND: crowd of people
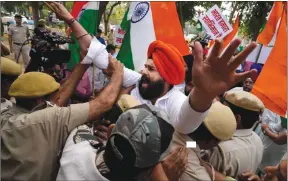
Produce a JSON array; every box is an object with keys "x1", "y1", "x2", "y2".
[{"x1": 1, "y1": 2, "x2": 287, "y2": 181}]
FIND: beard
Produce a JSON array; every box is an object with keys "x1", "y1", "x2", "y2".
[{"x1": 138, "y1": 75, "x2": 165, "y2": 100}]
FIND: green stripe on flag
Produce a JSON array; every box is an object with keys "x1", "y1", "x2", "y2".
[
  {"x1": 117, "y1": 8, "x2": 134, "y2": 70},
  {"x1": 67, "y1": 9, "x2": 99, "y2": 70}
]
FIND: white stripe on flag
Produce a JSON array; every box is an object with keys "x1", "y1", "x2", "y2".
[{"x1": 130, "y1": 2, "x2": 156, "y2": 71}]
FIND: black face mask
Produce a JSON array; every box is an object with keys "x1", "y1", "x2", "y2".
[{"x1": 138, "y1": 74, "x2": 165, "y2": 100}]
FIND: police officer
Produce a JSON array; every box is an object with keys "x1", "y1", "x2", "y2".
[
  {"x1": 1, "y1": 57, "x2": 22, "y2": 112},
  {"x1": 1, "y1": 58, "x2": 124, "y2": 180},
  {"x1": 205, "y1": 91, "x2": 265, "y2": 179},
  {"x1": 8, "y1": 14, "x2": 30, "y2": 67}
]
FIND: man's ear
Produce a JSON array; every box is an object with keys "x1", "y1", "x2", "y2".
[{"x1": 235, "y1": 114, "x2": 241, "y2": 125}]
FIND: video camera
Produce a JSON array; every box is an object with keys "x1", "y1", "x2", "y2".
[{"x1": 25, "y1": 28, "x2": 74, "y2": 73}]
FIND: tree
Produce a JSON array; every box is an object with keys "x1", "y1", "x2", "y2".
[
  {"x1": 98, "y1": 1, "x2": 109, "y2": 29},
  {"x1": 243, "y1": 2, "x2": 273, "y2": 41},
  {"x1": 30, "y1": 2, "x2": 39, "y2": 27},
  {"x1": 103, "y1": 1, "x2": 121, "y2": 35},
  {"x1": 176, "y1": 1, "x2": 222, "y2": 25}
]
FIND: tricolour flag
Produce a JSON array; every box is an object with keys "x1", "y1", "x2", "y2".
[
  {"x1": 117, "y1": 2, "x2": 190, "y2": 71},
  {"x1": 67, "y1": 2, "x2": 99, "y2": 70},
  {"x1": 251, "y1": 5, "x2": 286, "y2": 117},
  {"x1": 246, "y1": 2, "x2": 283, "y2": 64},
  {"x1": 257, "y1": 1, "x2": 282, "y2": 46}
]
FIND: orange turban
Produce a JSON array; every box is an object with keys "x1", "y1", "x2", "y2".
[{"x1": 147, "y1": 40, "x2": 185, "y2": 85}]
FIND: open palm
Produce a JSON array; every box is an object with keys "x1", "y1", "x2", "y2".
[{"x1": 192, "y1": 38, "x2": 257, "y2": 100}]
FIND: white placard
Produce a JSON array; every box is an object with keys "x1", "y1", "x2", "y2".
[
  {"x1": 199, "y1": 5, "x2": 233, "y2": 40},
  {"x1": 114, "y1": 25, "x2": 126, "y2": 46}
]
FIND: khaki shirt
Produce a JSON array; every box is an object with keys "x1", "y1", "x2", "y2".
[
  {"x1": 1, "y1": 103, "x2": 90, "y2": 181},
  {"x1": 206, "y1": 129, "x2": 264, "y2": 179},
  {"x1": 1, "y1": 98, "x2": 13, "y2": 112},
  {"x1": 170, "y1": 131, "x2": 212, "y2": 181},
  {"x1": 8, "y1": 24, "x2": 30, "y2": 44}
]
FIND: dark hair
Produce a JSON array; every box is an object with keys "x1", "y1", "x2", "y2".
[
  {"x1": 183, "y1": 55, "x2": 193, "y2": 84},
  {"x1": 106, "y1": 44, "x2": 116, "y2": 52},
  {"x1": 225, "y1": 100, "x2": 260, "y2": 129},
  {"x1": 97, "y1": 28, "x2": 102, "y2": 34},
  {"x1": 187, "y1": 123, "x2": 218, "y2": 141}
]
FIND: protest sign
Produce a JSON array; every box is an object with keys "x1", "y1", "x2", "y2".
[
  {"x1": 199, "y1": 5, "x2": 233, "y2": 40},
  {"x1": 114, "y1": 25, "x2": 126, "y2": 46}
]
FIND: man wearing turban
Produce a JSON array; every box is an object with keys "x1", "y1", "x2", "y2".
[{"x1": 49, "y1": 2, "x2": 258, "y2": 134}]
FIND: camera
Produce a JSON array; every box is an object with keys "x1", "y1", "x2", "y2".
[{"x1": 25, "y1": 28, "x2": 74, "y2": 74}]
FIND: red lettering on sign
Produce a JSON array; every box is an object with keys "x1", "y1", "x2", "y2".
[
  {"x1": 202, "y1": 15, "x2": 219, "y2": 36},
  {"x1": 117, "y1": 28, "x2": 126, "y2": 35},
  {"x1": 116, "y1": 37, "x2": 123, "y2": 44},
  {"x1": 218, "y1": 19, "x2": 230, "y2": 32},
  {"x1": 211, "y1": 9, "x2": 222, "y2": 21}
]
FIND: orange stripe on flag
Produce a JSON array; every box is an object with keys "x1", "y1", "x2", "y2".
[
  {"x1": 150, "y1": 2, "x2": 190, "y2": 56},
  {"x1": 221, "y1": 15, "x2": 239, "y2": 52},
  {"x1": 257, "y1": 2, "x2": 283, "y2": 45},
  {"x1": 251, "y1": 7, "x2": 287, "y2": 117}
]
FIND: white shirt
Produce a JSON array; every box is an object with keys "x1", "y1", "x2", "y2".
[
  {"x1": 82, "y1": 37, "x2": 209, "y2": 134},
  {"x1": 56, "y1": 128, "x2": 109, "y2": 181},
  {"x1": 257, "y1": 109, "x2": 287, "y2": 172}
]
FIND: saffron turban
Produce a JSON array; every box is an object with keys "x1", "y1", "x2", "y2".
[{"x1": 147, "y1": 40, "x2": 185, "y2": 85}]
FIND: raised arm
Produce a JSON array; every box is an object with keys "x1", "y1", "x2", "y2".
[
  {"x1": 48, "y1": 2, "x2": 92, "y2": 54},
  {"x1": 48, "y1": 2, "x2": 141, "y2": 88},
  {"x1": 174, "y1": 38, "x2": 257, "y2": 134}
]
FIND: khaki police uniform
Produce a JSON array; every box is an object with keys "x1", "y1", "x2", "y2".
[
  {"x1": 206, "y1": 130, "x2": 264, "y2": 179},
  {"x1": 1, "y1": 102, "x2": 90, "y2": 180},
  {"x1": 206, "y1": 90, "x2": 265, "y2": 179},
  {"x1": 169, "y1": 102, "x2": 237, "y2": 181},
  {"x1": 8, "y1": 24, "x2": 30, "y2": 67},
  {"x1": 171, "y1": 131, "x2": 212, "y2": 181},
  {"x1": 1, "y1": 98, "x2": 13, "y2": 112},
  {"x1": 1, "y1": 72, "x2": 91, "y2": 181}
]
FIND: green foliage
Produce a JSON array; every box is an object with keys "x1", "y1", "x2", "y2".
[
  {"x1": 2, "y1": 1, "x2": 29, "y2": 15},
  {"x1": 176, "y1": 1, "x2": 222, "y2": 23}
]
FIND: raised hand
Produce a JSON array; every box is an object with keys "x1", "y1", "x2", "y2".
[
  {"x1": 192, "y1": 38, "x2": 257, "y2": 101},
  {"x1": 47, "y1": 2, "x2": 73, "y2": 22},
  {"x1": 102, "y1": 54, "x2": 124, "y2": 78}
]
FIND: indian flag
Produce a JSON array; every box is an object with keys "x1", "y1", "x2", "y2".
[
  {"x1": 67, "y1": 2, "x2": 99, "y2": 70},
  {"x1": 246, "y1": 2, "x2": 283, "y2": 64},
  {"x1": 251, "y1": 4, "x2": 286, "y2": 117},
  {"x1": 117, "y1": 2, "x2": 190, "y2": 71}
]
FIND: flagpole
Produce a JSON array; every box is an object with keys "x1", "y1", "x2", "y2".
[
  {"x1": 255, "y1": 44, "x2": 263, "y2": 63},
  {"x1": 92, "y1": 65, "x2": 95, "y2": 97}
]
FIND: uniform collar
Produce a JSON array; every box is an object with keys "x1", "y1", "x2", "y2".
[{"x1": 233, "y1": 129, "x2": 253, "y2": 137}]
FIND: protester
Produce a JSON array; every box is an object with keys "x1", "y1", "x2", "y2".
[
  {"x1": 56, "y1": 103, "x2": 187, "y2": 180},
  {"x1": 106, "y1": 44, "x2": 117, "y2": 58},
  {"x1": 1, "y1": 57, "x2": 22, "y2": 111},
  {"x1": 107, "y1": 29, "x2": 114, "y2": 45},
  {"x1": 256, "y1": 109, "x2": 287, "y2": 176},
  {"x1": 204, "y1": 91, "x2": 265, "y2": 179},
  {"x1": 170, "y1": 101, "x2": 237, "y2": 181},
  {"x1": 96, "y1": 28, "x2": 106, "y2": 45},
  {"x1": 8, "y1": 14, "x2": 31, "y2": 67},
  {"x1": 50, "y1": 2, "x2": 258, "y2": 136},
  {"x1": 230, "y1": 77, "x2": 254, "y2": 92},
  {"x1": 1, "y1": 56, "x2": 124, "y2": 180},
  {"x1": 239, "y1": 154, "x2": 287, "y2": 181}
]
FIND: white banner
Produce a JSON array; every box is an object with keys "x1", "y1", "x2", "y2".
[
  {"x1": 199, "y1": 5, "x2": 233, "y2": 40},
  {"x1": 114, "y1": 25, "x2": 126, "y2": 46}
]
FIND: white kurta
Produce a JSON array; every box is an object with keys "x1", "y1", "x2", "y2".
[
  {"x1": 257, "y1": 109, "x2": 287, "y2": 173},
  {"x1": 82, "y1": 37, "x2": 209, "y2": 134}
]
